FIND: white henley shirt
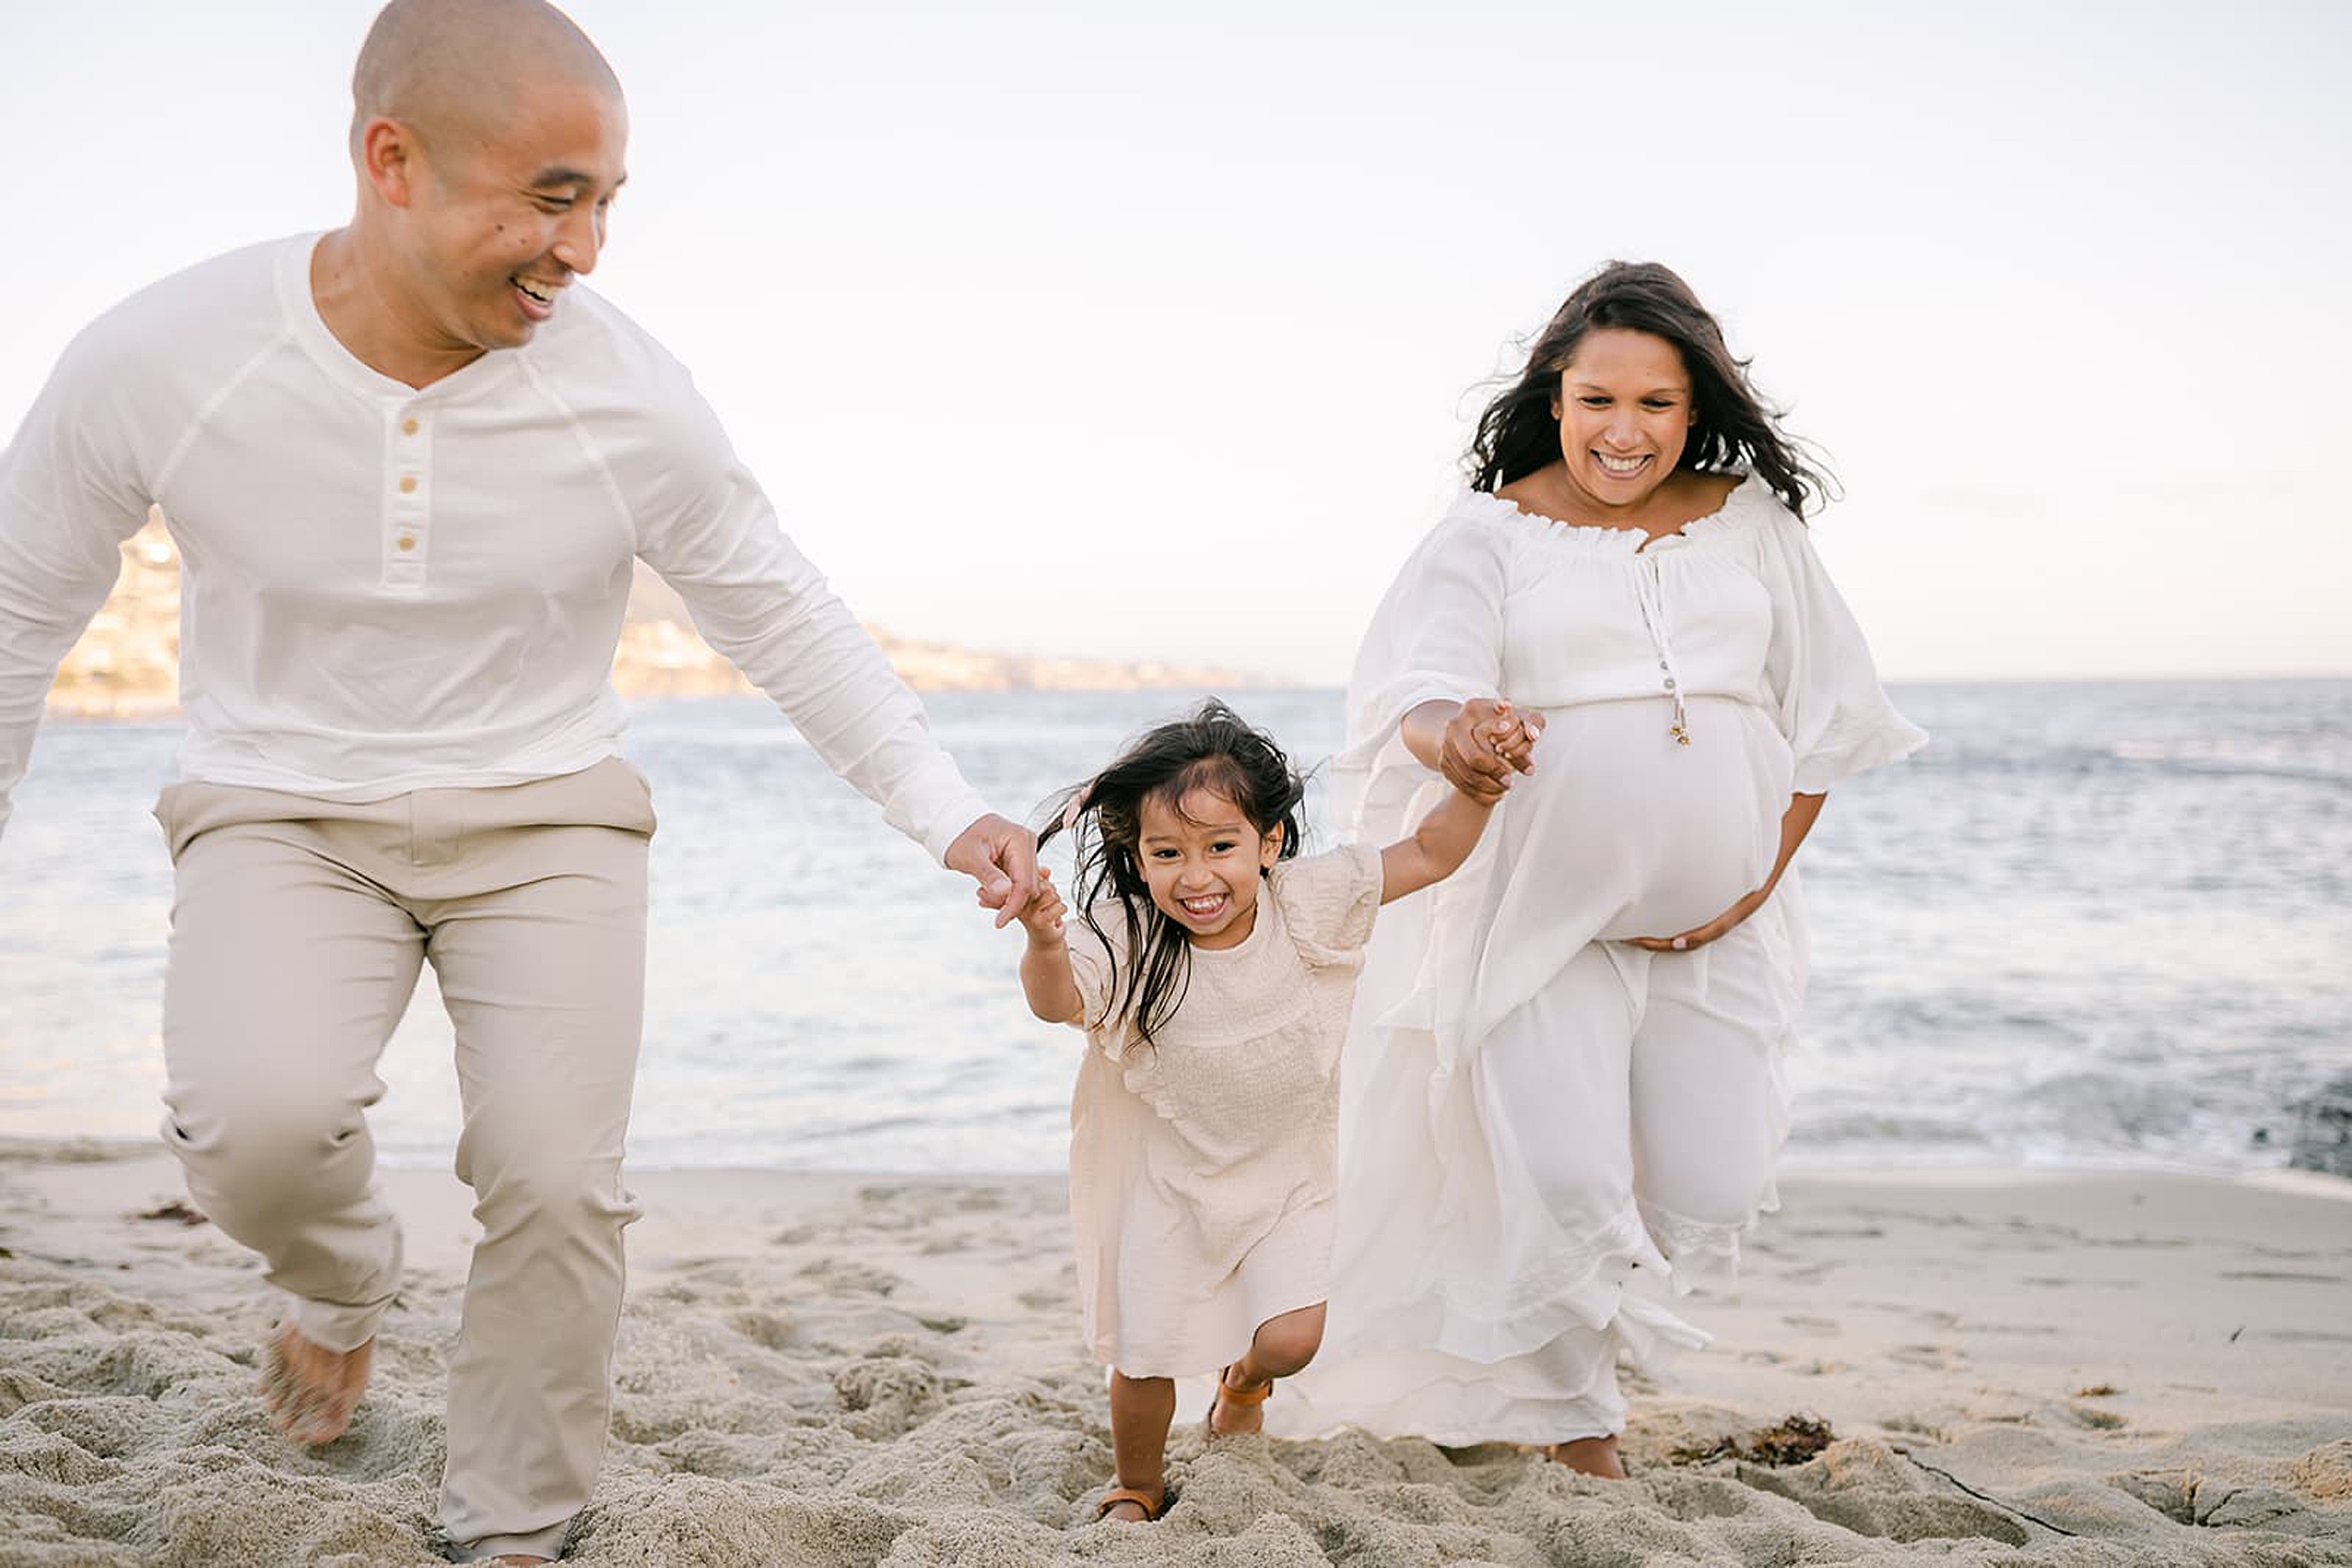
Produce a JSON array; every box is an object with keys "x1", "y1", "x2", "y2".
[{"x1": 0, "y1": 233, "x2": 992, "y2": 859}]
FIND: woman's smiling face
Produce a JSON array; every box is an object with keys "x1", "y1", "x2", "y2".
[{"x1": 1549, "y1": 327, "x2": 1696, "y2": 511}]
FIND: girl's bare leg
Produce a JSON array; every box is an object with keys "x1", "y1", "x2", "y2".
[
  {"x1": 1104, "y1": 1370, "x2": 1175, "y2": 1521},
  {"x1": 1210, "y1": 1302, "x2": 1326, "y2": 1436}
]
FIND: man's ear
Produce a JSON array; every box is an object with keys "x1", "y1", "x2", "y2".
[{"x1": 358, "y1": 117, "x2": 424, "y2": 209}]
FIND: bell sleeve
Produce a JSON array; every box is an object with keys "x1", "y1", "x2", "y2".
[
  {"x1": 1332, "y1": 504, "x2": 1516, "y2": 842},
  {"x1": 1755, "y1": 506, "x2": 1927, "y2": 793}
]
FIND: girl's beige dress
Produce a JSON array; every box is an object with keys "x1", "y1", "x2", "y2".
[{"x1": 1062, "y1": 844, "x2": 1383, "y2": 1377}]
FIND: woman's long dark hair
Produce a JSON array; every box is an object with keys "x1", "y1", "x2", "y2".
[
  {"x1": 1037, "y1": 698, "x2": 1306, "y2": 1051},
  {"x1": 1467, "y1": 261, "x2": 1835, "y2": 518}
]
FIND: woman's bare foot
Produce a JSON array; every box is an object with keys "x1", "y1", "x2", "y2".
[
  {"x1": 1207, "y1": 1364, "x2": 1271, "y2": 1437},
  {"x1": 1547, "y1": 1434, "x2": 1628, "y2": 1478},
  {"x1": 260, "y1": 1320, "x2": 373, "y2": 1446}
]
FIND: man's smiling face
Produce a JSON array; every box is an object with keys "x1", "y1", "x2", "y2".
[{"x1": 389, "y1": 72, "x2": 628, "y2": 356}]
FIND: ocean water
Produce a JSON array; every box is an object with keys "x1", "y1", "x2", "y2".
[{"x1": 2, "y1": 681, "x2": 2345, "y2": 1177}]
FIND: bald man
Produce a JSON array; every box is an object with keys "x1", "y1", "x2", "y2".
[{"x1": 0, "y1": 1, "x2": 1036, "y2": 1560}]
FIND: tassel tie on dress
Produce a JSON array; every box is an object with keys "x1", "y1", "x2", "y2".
[{"x1": 1632, "y1": 553, "x2": 1692, "y2": 747}]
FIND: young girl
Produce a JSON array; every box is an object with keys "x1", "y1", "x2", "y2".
[{"x1": 1009, "y1": 697, "x2": 1532, "y2": 1525}]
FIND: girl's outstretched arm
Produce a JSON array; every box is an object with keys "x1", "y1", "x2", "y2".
[
  {"x1": 1015, "y1": 867, "x2": 1085, "y2": 1024},
  {"x1": 1377, "y1": 785, "x2": 1495, "y2": 905}
]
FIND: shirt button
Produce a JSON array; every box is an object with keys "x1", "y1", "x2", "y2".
[
  {"x1": 1664, "y1": 677, "x2": 1677, "y2": 690},
  {"x1": 402, "y1": 419, "x2": 420, "y2": 436},
  {"x1": 397, "y1": 535, "x2": 417, "y2": 551},
  {"x1": 399, "y1": 476, "x2": 418, "y2": 494}
]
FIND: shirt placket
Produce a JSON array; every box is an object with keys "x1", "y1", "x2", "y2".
[
  {"x1": 1633, "y1": 550, "x2": 1692, "y2": 747},
  {"x1": 384, "y1": 404, "x2": 432, "y2": 588}
]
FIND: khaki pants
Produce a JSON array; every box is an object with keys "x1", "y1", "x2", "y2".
[{"x1": 154, "y1": 758, "x2": 657, "y2": 1562}]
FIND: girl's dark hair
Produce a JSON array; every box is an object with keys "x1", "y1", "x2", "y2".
[
  {"x1": 1037, "y1": 698, "x2": 1306, "y2": 1051},
  {"x1": 1466, "y1": 261, "x2": 1835, "y2": 518}
]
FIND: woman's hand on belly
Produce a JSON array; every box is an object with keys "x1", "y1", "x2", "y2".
[
  {"x1": 1628, "y1": 885, "x2": 1770, "y2": 953},
  {"x1": 1627, "y1": 790, "x2": 1826, "y2": 953}
]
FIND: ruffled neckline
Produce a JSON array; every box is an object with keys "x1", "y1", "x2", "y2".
[{"x1": 1452, "y1": 467, "x2": 1769, "y2": 556}]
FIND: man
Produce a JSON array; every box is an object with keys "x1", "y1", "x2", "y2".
[{"x1": 0, "y1": 1, "x2": 1037, "y2": 1560}]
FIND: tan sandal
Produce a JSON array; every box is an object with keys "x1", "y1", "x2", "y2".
[
  {"x1": 1093, "y1": 1485, "x2": 1166, "y2": 1523},
  {"x1": 1204, "y1": 1362, "x2": 1273, "y2": 1436}
]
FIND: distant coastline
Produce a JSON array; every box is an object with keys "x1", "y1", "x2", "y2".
[{"x1": 44, "y1": 513, "x2": 1268, "y2": 719}]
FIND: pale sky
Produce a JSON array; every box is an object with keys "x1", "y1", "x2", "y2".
[{"x1": 4, "y1": 0, "x2": 2345, "y2": 684}]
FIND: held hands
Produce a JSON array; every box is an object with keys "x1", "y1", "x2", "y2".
[
  {"x1": 1440, "y1": 699, "x2": 1545, "y2": 805},
  {"x1": 1629, "y1": 887, "x2": 1770, "y2": 954},
  {"x1": 1009, "y1": 865, "x2": 1086, "y2": 1026},
  {"x1": 945, "y1": 813, "x2": 1040, "y2": 928},
  {"x1": 1015, "y1": 867, "x2": 1070, "y2": 945}
]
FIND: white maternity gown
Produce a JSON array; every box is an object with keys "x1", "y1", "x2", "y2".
[{"x1": 1273, "y1": 471, "x2": 1925, "y2": 1444}]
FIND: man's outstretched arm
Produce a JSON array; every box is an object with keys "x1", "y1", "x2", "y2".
[{"x1": 633, "y1": 391, "x2": 1034, "y2": 919}]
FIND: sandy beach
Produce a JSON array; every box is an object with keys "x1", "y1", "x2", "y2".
[{"x1": 2, "y1": 1141, "x2": 2346, "y2": 1567}]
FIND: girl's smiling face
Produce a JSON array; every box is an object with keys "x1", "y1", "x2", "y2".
[{"x1": 1135, "y1": 788, "x2": 1284, "y2": 950}]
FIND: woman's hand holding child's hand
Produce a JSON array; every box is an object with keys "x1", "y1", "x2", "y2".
[{"x1": 1439, "y1": 700, "x2": 1545, "y2": 803}]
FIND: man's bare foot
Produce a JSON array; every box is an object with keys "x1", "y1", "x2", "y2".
[
  {"x1": 1547, "y1": 1434, "x2": 1627, "y2": 1478},
  {"x1": 260, "y1": 1320, "x2": 373, "y2": 1447}
]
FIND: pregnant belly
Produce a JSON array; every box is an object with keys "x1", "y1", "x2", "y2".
[{"x1": 1508, "y1": 695, "x2": 1791, "y2": 941}]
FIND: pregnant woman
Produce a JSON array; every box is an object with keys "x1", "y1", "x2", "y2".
[{"x1": 1278, "y1": 261, "x2": 1925, "y2": 1476}]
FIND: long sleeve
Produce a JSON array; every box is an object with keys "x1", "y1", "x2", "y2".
[
  {"x1": 1344, "y1": 510, "x2": 1512, "y2": 747},
  {"x1": 0, "y1": 328, "x2": 155, "y2": 842},
  {"x1": 1755, "y1": 506, "x2": 1926, "y2": 793},
  {"x1": 1332, "y1": 503, "x2": 1515, "y2": 842},
  {"x1": 631, "y1": 399, "x2": 989, "y2": 863}
]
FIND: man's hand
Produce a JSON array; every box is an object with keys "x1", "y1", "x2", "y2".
[{"x1": 945, "y1": 812, "x2": 1039, "y2": 927}]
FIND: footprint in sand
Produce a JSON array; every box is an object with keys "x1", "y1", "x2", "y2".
[
  {"x1": 797, "y1": 1257, "x2": 903, "y2": 1297},
  {"x1": 1786, "y1": 1223, "x2": 1885, "y2": 1240},
  {"x1": 2114, "y1": 1468, "x2": 2309, "y2": 1528},
  {"x1": 833, "y1": 1354, "x2": 946, "y2": 1438},
  {"x1": 1731, "y1": 1442, "x2": 2029, "y2": 1546},
  {"x1": 1874, "y1": 1304, "x2": 1960, "y2": 1330},
  {"x1": 728, "y1": 1307, "x2": 796, "y2": 1350},
  {"x1": 2059, "y1": 1401, "x2": 2127, "y2": 1431}
]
